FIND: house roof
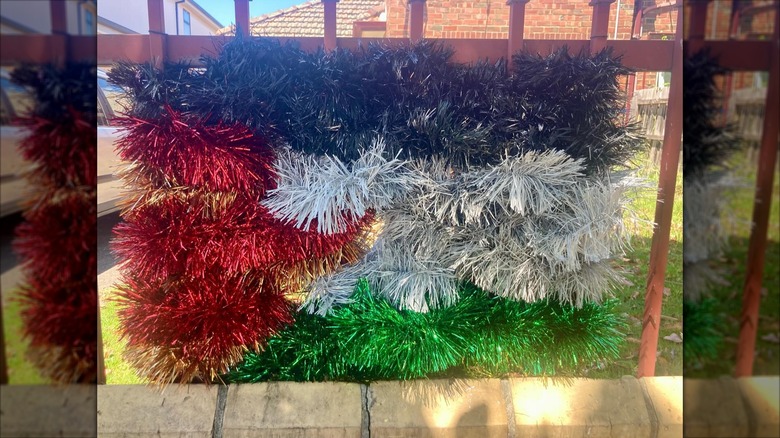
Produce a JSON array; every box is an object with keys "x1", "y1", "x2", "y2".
[{"x1": 217, "y1": 0, "x2": 384, "y2": 37}]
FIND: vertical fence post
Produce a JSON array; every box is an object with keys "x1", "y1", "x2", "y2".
[
  {"x1": 735, "y1": 1, "x2": 780, "y2": 377},
  {"x1": 687, "y1": 0, "x2": 709, "y2": 52},
  {"x1": 50, "y1": 0, "x2": 68, "y2": 67},
  {"x1": 507, "y1": 0, "x2": 530, "y2": 65},
  {"x1": 323, "y1": 0, "x2": 338, "y2": 50},
  {"x1": 234, "y1": 0, "x2": 250, "y2": 37},
  {"x1": 147, "y1": 0, "x2": 166, "y2": 69},
  {"x1": 637, "y1": 0, "x2": 683, "y2": 378},
  {"x1": 589, "y1": 0, "x2": 615, "y2": 54},
  {"x1": 409, "y1": 0, "x2": 425, "y2": 42}
]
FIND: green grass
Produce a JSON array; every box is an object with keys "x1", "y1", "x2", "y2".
[
  {"x1": 1, "y1": 295, "x2": 46, "y2": 384},
  {"x1": 100, "y1": 294, "x2": 144, "y2": 384},
  {"x1": 583, "y1": 154, "x2": 684, "y2": 378},
  {"x1": 685, "y1": 150, "x2": 780, "y2": 377}
]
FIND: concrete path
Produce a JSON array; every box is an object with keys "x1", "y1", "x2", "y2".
[{"x1": 2, "y1": 376, "x2": 778, "y2": 438}]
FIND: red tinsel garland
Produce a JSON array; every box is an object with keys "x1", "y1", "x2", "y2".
[
  {"x1": 13, "y1": 105, "x2": 97, "y2": 384},
  {"x1": 116, "y1": 270, "x2": 293, "y2": 383},
  {"x1": 113, "y1": 108, "x2": 372, "y2": 383},
  {"x1": 113, "y1": 108, "x2": 277, "y2": 195}
]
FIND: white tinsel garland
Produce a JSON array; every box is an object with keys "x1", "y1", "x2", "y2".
[
  {"x1": 263, "y1": 138, "x2": 414, "y2": 234},
  {"x1": 683, "y1": 171, "x2": 741, "y2": 302},
  {"x1": 269, "y1": 147, "x2": 644, "y2": 314}
]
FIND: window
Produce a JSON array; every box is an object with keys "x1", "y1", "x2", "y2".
[
  {"x1": 85, "y1": 10, "x2": 94, "y2": 35},
  {"x1": 183, "y1": 10, "x2": 191, "y2": 35}
]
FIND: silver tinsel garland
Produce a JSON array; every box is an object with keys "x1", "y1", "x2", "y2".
[{"x1": 266, "y1": 140, "x2": 646, "y2": 313}]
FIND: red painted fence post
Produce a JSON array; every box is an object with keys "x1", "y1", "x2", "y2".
[
  {"x1": 507, "y1": 0, "x2": 530, "y2": 66},
  {"x1": 735, "y1": 1, "x2": 780, "y2": 377},
  {"x1": 147, "y1": 0, "x2": 166, "y2": 69},
  {"x1": 590, "y1": 0, "x2": 615, "y2": 54},
  {"x1": 234, "y1": 0, "x2": 250, "y2": 38},
  {"x1": 637, "y1": 0, "x2": 683, "y2": 378},
  {"x1": 323, "y1": 0, "x2": 338, "y2": 50},
  {"x1": 409, "y1": 0, "x2": 425, "y2": 42}
]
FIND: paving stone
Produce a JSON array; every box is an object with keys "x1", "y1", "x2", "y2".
[
  {"x1": 737, "y1": 376, "x2": 780, "y2": 437},
  {"x1": 98, "y1": 384, "x2": 218, "y2": 437},
  {"x1": 222, "y1": 382, "x2": 362, "y2": 438},
  {"x1": 684, "y1": 377, "x2": 750, "y2": 437},
  {"x1": 368, "y1": 379, "x2": 508, "y2": 438},
  {"x1": 640, "y1": 376, "x2": 682, "y2": 438},
  {"x1": 509, "y1": 376, "x2": 652, "y2": 438},
  {"x1": 0, "y1": 385, "x2": 96, "y2": 437}
]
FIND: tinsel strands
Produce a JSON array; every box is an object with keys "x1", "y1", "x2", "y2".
[
  {"x1": 10, "y1": 63, "x2": 98, "y2": 383},
  {"x1": 112, "y1": 106, "x2": 373, "y2": 383},
  {"x1": 225, "y1": 281, "x2": 625, "y2": 383}
]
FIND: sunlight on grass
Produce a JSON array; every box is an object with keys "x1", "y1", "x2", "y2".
[
  {"x1": 584, "y1": 151, "x2": 684, "y2": 378},
  {"x1": 2, "y1": 294, "x2": 46, "y2": 384},
  {"x1": 100, "y1": 293, "x2": 144, "y2": 384}
]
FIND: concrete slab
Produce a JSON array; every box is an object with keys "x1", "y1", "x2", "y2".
[
  {"x1": 737, "y1": 376, "x2": 780, "y2": 437},
  {"x1": 509, "y1": 376, "x2": 653, "y2": 438},
  {"x1": 684, "y1": 377, "x2": 750, "y2": 437},
  {"x1": 368, "y1": 379, "x2": 508, "y2": 438},
  {"x1": 222, "y1": 382, "x2": 363, "y2": 438},
  {"x1": 97, "y1": 384, "x2": 218, "y2": 437},
  {"x1": 0, "y1": 384, "x2": 97, "y2": 437},
  {"x1": 640, "y1": 376, "x2": 683, "y2": 438}
]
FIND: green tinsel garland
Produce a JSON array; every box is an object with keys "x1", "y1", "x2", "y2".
[
  {"x1": 223, "y1": 281, "x2": 625, "y2": 383},
  {"x1": 683, "y1": 298, "x2": 723, "y2": 368}
]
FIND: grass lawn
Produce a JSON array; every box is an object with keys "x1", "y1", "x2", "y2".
[
  {"x1": 685, "y1": 150, "x2": 780, "y2": 377},
  {"x1": 1, "y1": 295, "x2": 46, "y2": 384},
  {"x1": 583, "y1": 153, "x2": 684, "y2": 378}
]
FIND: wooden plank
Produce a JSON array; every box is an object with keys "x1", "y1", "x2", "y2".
[
  {"x1": 323, "y1": 0, "x2": 338, "y2": 50},
  {"x1": 234, "y1": 0, "x2": 250, "y2": 37}
]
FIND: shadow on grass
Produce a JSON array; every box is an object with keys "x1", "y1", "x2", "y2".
[{"x1": 684, "y1": 236, "x2": 780, "y2": 378}]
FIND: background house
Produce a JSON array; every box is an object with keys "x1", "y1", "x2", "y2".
[
  {"x1": 98, "y1": 0, "x2": 223, "y2": 35},
  {"x1": 0, "y1": 0, "x2": 97, "y2": 35}
]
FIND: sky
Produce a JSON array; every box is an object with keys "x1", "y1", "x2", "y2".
[{"x1": 195, "y1": 0, "x2": 303, "y2": 27}]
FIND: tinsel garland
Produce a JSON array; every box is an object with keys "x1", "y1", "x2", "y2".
[
  {"x1": 682, "y1": 51, "x2": 741, "y2": 303},
  {"x1": 682, "y1": 298, "x2": 722, "y2": 367},
  {"x1": 112, "y1": 107, "x2": 373, "y2": 383},
  {"x1": 109, "y1": 39, "x2": 639, "y2": 382},
  {"x1": 108, "y1": 39, "x2": 643, "y2": 174},
  {"x1": 297, "y1": 149, "x2": 643, "y2": 313},
  {"x1": 224, "y1": 280, "x2": 624, "y2": 383},
  {"x1": 11, "y1": 63, "x2": 97, "y2": 383}
]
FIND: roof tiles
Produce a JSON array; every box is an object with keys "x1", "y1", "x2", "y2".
[{"x1": 218, "y1": 0, "x2": 384, "y2": 37}]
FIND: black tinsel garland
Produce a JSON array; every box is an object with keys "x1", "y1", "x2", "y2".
[{"x1": 108, "y1": 38, "x2": 643, "y2": 174}]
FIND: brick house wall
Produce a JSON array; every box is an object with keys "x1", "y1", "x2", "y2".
[
  {"x1": 385, "y1": 0, "x2": 676, "y2": 91},
  {"x1": 702, "y1": 0, "x2": 775, "y2": 91}
]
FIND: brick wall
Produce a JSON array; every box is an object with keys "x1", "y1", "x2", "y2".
[
  {"x1": 384, "y1": 0, "x2": 680, "y2": 92},
  {"x1": 384, "y1": 0, "x2": 680, "y2": 41},
  {"x1": 387, "y1": 0, "x2": 634, "y2": 40}
]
